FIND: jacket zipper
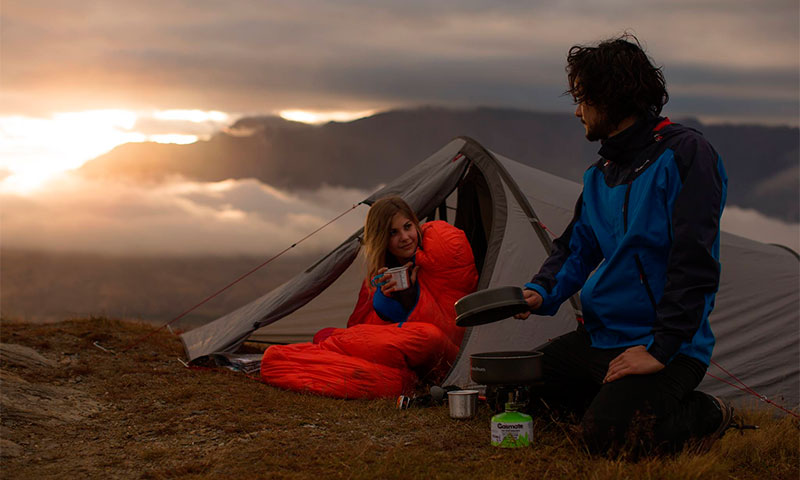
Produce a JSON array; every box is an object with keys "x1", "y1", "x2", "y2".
[
  {"x1": 623, "y1": 155, "x2": 657, "y2": 309},
  {"x1": 623, "y1": 182, "x2": 632, "y2": 233},
  {"x1": 633, "y1": 254, "x2": 657, "y2": 309}
]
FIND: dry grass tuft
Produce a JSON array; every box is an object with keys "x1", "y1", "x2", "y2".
[{"x1": 1, "y1": 318, "x2": 798, "y2": 480}]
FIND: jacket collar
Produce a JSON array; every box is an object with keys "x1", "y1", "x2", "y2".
[{"x1": 598, "y1": 115, "x2": 663, "y2": 165}]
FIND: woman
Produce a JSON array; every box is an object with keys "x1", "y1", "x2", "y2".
[{"x1": 260, "y1": 196, "x2": 478, "y2": 399}]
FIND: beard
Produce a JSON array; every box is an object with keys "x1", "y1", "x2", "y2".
[{"x1": 584, "y1": 114, "x2": 616, "y2": 142}]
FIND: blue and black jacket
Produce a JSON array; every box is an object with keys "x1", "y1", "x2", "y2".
[{"x1": 525, "y1": 116, "x2": 727, "y2": 366}]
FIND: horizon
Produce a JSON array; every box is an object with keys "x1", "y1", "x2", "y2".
[
  {"x1": 2, "y1": 104, "x2": 797, "y2": 194},
  {"x1": 0, "y1": 106, "x2": 798, "y2": 256}
]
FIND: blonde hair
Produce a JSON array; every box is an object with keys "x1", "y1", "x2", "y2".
[{"x1": 363, "y1": 196, "x2": 422, "y2": 281}]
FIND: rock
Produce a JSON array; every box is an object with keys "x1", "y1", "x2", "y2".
[
  {"x1": 0, "y1": 369, "x2": 102, "y2": 426},
  {"x1": 0, "y1": 344, "x2": 56, "y2": 369}
]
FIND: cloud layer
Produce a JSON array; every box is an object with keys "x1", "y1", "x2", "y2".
[
  {"x1": 2, "y1": 0, "x2": 797, "y2": 124},
  {"x1": 721, "y1": 206, "x2": 799, "y2": 252},
  {"x1": 1, "y1": 175, "x2": 372, "y2": 256},
  {"x1": 2, "y1": 175, "x2": 796, "y2": 256}
]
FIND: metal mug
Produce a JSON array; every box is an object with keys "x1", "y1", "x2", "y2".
[
  {"x1": 385, "y1": 266, "x2": 410, "y2": 290},
  {"x1": 448, "y1": 389, "x2": 479, "y2": 419}
]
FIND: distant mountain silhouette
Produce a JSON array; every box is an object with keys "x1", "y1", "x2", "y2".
[{"x1": 79, "y1": 107, "x2": 799, "y2": 222}]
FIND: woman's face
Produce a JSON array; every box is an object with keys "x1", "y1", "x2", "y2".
[{"x1": 387, "y1": 213, "x2": 419, "y2": 262}]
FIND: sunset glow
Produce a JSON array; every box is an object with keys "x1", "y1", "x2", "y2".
[
  {"x1": 0, "y1": 109, "x2": 229, "y2": 193},
  {"x1": 152, "y1": 109, "x2": 230, "y2": 123},
  {"x1": 149, "y1": 134, "x2": 199, "y2": 145},
  {"x1": 0, "y1": 110, "x2": 145, "y2": 192},
  {"x1": 279, "y1": 109, "x2": 375, "y2": 124}
]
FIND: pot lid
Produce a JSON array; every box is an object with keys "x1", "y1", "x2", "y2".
[{"x1": 455, "y1": 286, "x2": 530, "y2": 327}]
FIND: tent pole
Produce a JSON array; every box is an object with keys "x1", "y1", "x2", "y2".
[{"x1": 438, "y1": 202, "x2": 447, "y2": 222}]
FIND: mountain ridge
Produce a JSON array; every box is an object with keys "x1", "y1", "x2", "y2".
[{"x1": 79, "y1": 107, "x2": 799, "y2": 221}]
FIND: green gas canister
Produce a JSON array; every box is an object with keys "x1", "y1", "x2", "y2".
[{"x1": 490, "y1": 393, "x2": 533, "y2": 448}]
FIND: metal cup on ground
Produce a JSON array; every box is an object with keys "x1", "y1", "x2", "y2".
[{"x1": 448, "y1": 389, "x2": 479, "y2": 419}]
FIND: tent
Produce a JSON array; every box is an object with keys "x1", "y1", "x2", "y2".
[{"x1": 180, "y1": 137, "x2": 800, "y2": 409}]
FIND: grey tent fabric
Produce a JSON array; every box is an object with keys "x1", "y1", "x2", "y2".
[
  {"x1": 181, "y1": 140, "x2": 471, "y2": 362},
  {"x1": 180, "y1": 137, "x2": 799, "y2": 410},
  {"x1": 444, "y1": 149, "x2": 800, "y2": 409},
  {"x1": 180, "y1": 232, "x2": 363, "y2": 361},
  {"x1": 363, "y1": 138, "x2": 468, "y2": 217},
  {"x1": 698, "y1": 233, "x2": 799, "y2": 407},
  {"x1": 444, "y1": 155, "x2": 800, "y2": 409},
  {"x1": 443, "y1": 147, "x2": 583, "y2": 386},
  {"x1": 442, "y1": 152, "x2": 582, "y2": 388}
]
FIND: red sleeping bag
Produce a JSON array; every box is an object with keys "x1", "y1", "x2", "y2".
[{"x1": 260, "y1": 221, "x2": 478, "y2": 399}]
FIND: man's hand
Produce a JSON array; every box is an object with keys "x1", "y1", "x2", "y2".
[
  {"x1": 514, "y1": 289, "x2": 543, "y2": 319},
  {"x1": 604, "y1": 345, "x2": 664, "y2": 383}
]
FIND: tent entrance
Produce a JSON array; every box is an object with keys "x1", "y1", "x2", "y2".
[{"x1": 250, "y1": 160, "x2": 497, "y2": 344}]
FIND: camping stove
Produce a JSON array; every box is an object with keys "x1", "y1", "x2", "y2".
[
  {"x1": 484, "y1": 383, "x2": 542, "y2": 414},
  {"x1": 469, "y1": 350, "x2": 545, "y2": 414}
]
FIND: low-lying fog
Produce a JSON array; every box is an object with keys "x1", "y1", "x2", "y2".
[
  {"x1": 3, "y1": 174, "x2": 797, "y2": 255},
  {"x1": 2, "y1": 174, "x2": 797, "y2": 338}
]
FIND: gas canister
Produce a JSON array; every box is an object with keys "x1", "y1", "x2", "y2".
[{"x1": 490, "y1": 393, "x2": 533, "y2": 448}]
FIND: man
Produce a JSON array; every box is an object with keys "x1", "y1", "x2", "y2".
[{"x1": 515, "y1": 34, "x2": 735, "y2": 455}]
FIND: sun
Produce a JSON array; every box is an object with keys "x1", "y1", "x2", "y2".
[
  {"x1": 0, "y1": 109, "x2": 227, "y2": 193},
  {"x1": 0, "y1": 108, "x2": 373, "y2": 193},
  {"x1": 0, "y1": 110, "x2": 145, "y2": 192}
]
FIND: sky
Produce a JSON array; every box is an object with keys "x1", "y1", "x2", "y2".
[
  {"x1": 1, "y1": 0, "x2": 796, "y2": 120},
  {"x1": 0, "y1": 0, "x2": 798, "y2": 254}
]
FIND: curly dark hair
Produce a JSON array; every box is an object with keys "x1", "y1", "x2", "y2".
[{"x1": 566, "y1": 34, "x2": 668, "y2": 127}]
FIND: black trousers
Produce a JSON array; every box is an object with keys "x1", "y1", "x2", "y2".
[{"x1": 533, "y1": 327, "x2": 722, "y2": 455}]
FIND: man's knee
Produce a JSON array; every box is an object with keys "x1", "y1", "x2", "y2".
[
  {"x1": 581, "y1": 409, "x2": 658, "y2": 455},
  {"x1": 579, "y1": 381, "x2": 657, "y2": 454},
  {"x1": 580, "y1": 409, "x2": 617, "y2": 453}
]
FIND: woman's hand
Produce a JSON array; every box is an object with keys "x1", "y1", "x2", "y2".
[
  {"x1": 377, "y1": 263, "x2": 418, "y2": 295},
  {"x1": 375, "y1": 267, "x2": 397, "y2": 295},
  {"x1": 513, "y1": 289, "x2": 543, "y2": 319}
]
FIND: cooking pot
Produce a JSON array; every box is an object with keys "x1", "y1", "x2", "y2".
[
  {"x1": 455, "y1": 286, "x2": 530, "y2": 327},
  {"x1": 470, "y1": 351, "x2": 544, "y2": 385}
]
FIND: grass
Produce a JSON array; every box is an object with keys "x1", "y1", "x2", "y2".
[{"x1": 1, "y1": 317, "x2": 798, "y2": 479}]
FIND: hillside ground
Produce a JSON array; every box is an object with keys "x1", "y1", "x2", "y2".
[{"x1": 1, "y1": 318, "x2": 798, "y2": 479}]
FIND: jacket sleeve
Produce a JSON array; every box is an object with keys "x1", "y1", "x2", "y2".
[
  {"x1": 525, "y1": 193, "x2": 604, "y2": 316},
  {"x1": 647, "y1": 135, "x2": 726, "y2": 365}
]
